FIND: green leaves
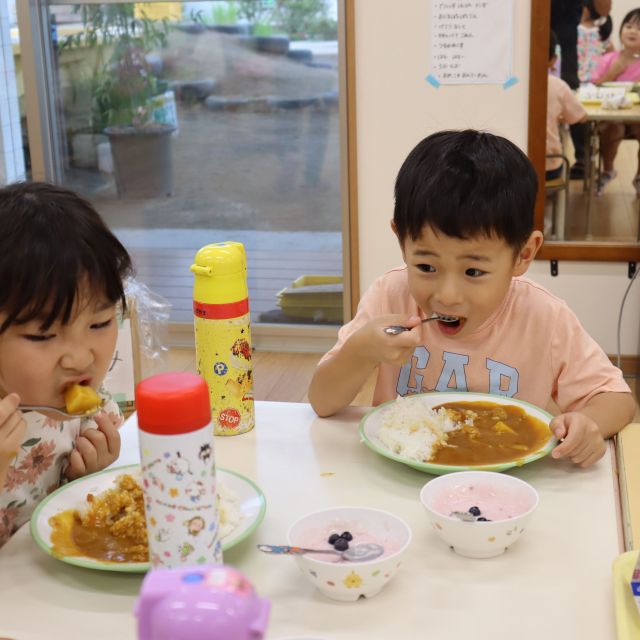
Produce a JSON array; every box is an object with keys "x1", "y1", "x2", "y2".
[{"x1": 63, "y1": 3, "x2": 169, "y2": 130}]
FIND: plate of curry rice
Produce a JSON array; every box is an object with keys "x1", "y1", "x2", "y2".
[
  {"x1": 30, "y1": 464, "x2": 266, "y2": 572},
  {"x1": 359, "y1": 392, "x2": 557, "y2": 475}
]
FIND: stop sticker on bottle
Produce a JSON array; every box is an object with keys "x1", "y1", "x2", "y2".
[{"x1": 218, "y1": 408, "x2": 241, "y2": 430}]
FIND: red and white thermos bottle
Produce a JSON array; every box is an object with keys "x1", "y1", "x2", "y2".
[{"x1": 136, "y1": 372, "x2": 222, "y2": 568}]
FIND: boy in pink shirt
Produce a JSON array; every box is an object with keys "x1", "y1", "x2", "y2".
[
  {"x1": 547, "y1": 30, "x2": 587, "y2": 180},
  {"x1": 309, "y1": 130, "x2": 634, "y2": 468}
]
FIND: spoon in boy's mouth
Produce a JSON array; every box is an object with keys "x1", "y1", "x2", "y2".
[{"x1": 383, "y1": 314, "x2": 459, "y2": 335}]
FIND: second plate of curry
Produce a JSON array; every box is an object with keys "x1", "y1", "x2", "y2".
[{"x1": 359, "y1": 392, "x2": 557, "y2": 475}]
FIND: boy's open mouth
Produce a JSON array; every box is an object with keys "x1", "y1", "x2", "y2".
[{"x1": 435, "y1": 314, "x2": 466, "y2": 335}]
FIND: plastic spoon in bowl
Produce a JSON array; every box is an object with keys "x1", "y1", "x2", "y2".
[{"x1": 257, "y1": 543, "x2": 384, "y2": 562}]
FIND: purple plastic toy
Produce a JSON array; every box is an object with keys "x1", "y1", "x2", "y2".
[{"x1": 135, "y1": 564, "x2": 270, "y2": 640}]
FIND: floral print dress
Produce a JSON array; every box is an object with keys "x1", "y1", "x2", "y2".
[
  {"x1": 578, "y1": 24, "x2": 610, "y2": 83},
  {"x1": 0, "y1": 396, "x2": 123, "y2": 547}
]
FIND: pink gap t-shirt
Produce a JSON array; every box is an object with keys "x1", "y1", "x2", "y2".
[
  {"x1": 321, "y1": 269, "x2": 630, "y2": 411},
  {"x1": 591, "y1": 50, "x2": 640, "y2": 83}
]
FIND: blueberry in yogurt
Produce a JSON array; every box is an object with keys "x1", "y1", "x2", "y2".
[{"x1": 333, "y1": 537, "x2": 349, "y2": 552}]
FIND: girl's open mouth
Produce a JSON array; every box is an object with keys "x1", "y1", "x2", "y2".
[{"x1": 61, "y1": 378, "x2": 91, "y2": 395}]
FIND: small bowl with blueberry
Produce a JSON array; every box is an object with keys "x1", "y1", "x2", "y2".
[
  {"x1": 419, "y1": 470, "x2": 539, "y2": 559},
  {"x1": 287, "y1": 506, "x2": 411, "y2": 602}
]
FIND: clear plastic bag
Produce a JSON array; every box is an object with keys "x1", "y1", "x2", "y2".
[{"x1": 125, "y1": 277, "x2": 172, "y2": 379}]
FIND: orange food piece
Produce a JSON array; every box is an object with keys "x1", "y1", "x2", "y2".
[
  {"x1": 49, "y1": 474, "x2": 148, "y2": 562},
  {"x1": 64, "y1": 384, "x2": 101, "y2": 415}
]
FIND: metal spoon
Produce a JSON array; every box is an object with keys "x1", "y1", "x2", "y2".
[
  {"x1": 18, "y1": 403, "x2": 104, "y2": 420},
  {"x1": 384, "y1": 314, "x2": 458, "y2": 335},
  {"x1": 257, "y1": 543, "x2": 385, "y2": 562}
]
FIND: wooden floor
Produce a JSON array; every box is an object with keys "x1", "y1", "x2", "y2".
[
  {"x1": 561, "y1": 138, "x2": 640, "y2": 242},
  {"x1": 132, "y1": 246, "x2": 342, "y2": 324},
  {"x1": 166, "y1": 347, "x2": 377, "y2": 405}
]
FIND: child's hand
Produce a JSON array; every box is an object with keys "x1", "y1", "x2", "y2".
[
  {"x1": 0, "y1": 393, "x2": 27, "y2": 479},
  {"x1": 610, "y1": 50, "x2": 638, "y2": 78},
  {"x1": 309, "y1": 314, "x2": 425, "y2": 417},
  {"x1": 352, "y1": 315, "x2": 423, "y2": 367},
  {"x1": 550, "y1": 412, "x2": 607, "y2": 468},
  {"x1": 65, "y1": 412, "x2": 121, "y2": 481}
]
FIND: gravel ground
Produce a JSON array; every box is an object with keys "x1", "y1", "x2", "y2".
[{"x1": 65, "y1": 29, "x2": 342, "y2": 233}]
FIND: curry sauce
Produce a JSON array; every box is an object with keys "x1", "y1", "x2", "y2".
[
  {"x1": 431, "y1": 401, "x2": 552, "y2": 465},
  {"x1": 49, "y1": 474, "x2": 148, "y2": 563}
]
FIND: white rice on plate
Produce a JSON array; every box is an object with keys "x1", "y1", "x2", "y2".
[
  {"x1": 217, "y1": 481, "x2": 243, "y2": 539},
  {"x1": 375, "y1": 396, "x2": 467, "y2": 462}
]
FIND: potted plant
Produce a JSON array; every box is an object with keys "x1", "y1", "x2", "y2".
[{"x1": 62, "y1": 4, "x2": 175, "y2": 198}]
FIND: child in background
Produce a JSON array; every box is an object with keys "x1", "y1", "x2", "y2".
[
  {"x1": 591, "y1": 8, "x2": 640, "y2": 195},
  {"x1": 578, "y1": 0, "x2": 614, "y2": 83},
  {"x1": 547, "y1": 30, "x2": 587, "y2": 181},
  {"x1": 0, "y1": 182, "x2": 133, "y2": 546},
  {"x1": 308, "y1": 130, "x2": 634, "y2": 468}
]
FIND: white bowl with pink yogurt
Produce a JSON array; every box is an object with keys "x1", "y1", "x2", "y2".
[
  {"x1": 420, "y1": 471, "x2": 538, "y2": 559},
  {"x1": 287, "y1": 506, "x2": 411, "y2": 602}
]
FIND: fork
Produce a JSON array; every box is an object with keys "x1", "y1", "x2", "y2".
[
  {"x1": 383, "y1": 314, "x2": 457, "y2": 335},
  {"x1": 18, "y1": 404, "x2": 104, "y2": 419}
]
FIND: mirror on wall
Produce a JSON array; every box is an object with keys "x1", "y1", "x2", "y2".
[{"x1": 529, "y1": 0, "x2": 640, "y2": 261}]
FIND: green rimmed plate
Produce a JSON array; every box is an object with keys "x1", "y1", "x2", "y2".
[
  {"x1": 359, "y1": 392, "x2": 556, "y2": 475},
  {"x1": 30, "y1": 464, "x2": 266, "y2": 572}
]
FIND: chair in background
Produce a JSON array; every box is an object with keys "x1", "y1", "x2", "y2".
[{"x1": 544, "y1": 154, "x2": 571, "y2": 240}]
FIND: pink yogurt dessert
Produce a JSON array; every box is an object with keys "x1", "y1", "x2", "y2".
[
  {"x1": 296, "y1": 518, "x2": 402, "y2": 563},
  {"x1": 432, "y1": 479, "x2": 536, "y2": 521}
]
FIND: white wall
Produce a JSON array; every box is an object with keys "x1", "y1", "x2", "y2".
[
  {"x1": 611, "y1": 0, "x2": 637, "y2": 42},
  {"x1": 528, "y1": 261, "x2": 639, "y2": 356},
  {"x1": 353, "y1": 0, "x2": 640, "y2": 356}
]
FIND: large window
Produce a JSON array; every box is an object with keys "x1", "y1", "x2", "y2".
[{"x1": 17, "y1": 1, "x2": 346, "y2": 333}]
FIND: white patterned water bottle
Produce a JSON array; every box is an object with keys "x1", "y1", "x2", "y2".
[{"x1": 136, "y1": 372, "x2": 222, "y2": 568}]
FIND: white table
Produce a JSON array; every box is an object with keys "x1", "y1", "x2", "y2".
[{"x1": 0, "y1": 401, "x2": 623, "y2": 640}]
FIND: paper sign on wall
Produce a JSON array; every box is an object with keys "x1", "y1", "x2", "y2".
[{"x1": 428, "y1": 0, "x2": 515, "y2": 86}]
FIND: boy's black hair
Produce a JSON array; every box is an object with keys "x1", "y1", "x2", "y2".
[
  {"x1": 393, "y1": 130, "x2": 538, "y2": 249},
  {"x1": 621, "y1": 9, "x2": 640, "y2": 35},
  {"x1": 0, "y1": 182, "x2": 133, "y2": 333},
  {"x1": 549, "y1": 29, "x2": 559, "y2": 62}
]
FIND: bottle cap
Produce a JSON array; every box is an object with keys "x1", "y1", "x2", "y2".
[
  {"x1": 136, "y1": 372, "x2": 211, "y2": 435},
  {"x1": 191, "y1": 242, "x2": 248, "y2": 304}
]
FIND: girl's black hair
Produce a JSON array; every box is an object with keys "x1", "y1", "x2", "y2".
[
  {"x1": 583, "y1": 1, "x2": 613, "y2": 41},
  {"x1": 621, "y1": 8, "x2": 640, "y2": 36},
  {"x1": 0, "y1": 182, "x2": 133, "y2": 333},
  {"x1": 393, "y1": 130, "x2": 538, "y2": 250},
  {"x1": 600, "y1": 15, "x2": 613, "y2": 42}
]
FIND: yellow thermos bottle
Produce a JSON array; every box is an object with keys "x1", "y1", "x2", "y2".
[{"x1": 191, "y1": 242, "x2": 255, "y2": 436}]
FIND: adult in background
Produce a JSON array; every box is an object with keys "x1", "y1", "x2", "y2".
[{"x1": 551, "y1": 0, "x2": 612, "y2": 178}]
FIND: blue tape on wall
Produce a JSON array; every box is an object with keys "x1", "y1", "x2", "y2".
[
  {"x1": 425, "y1": 74, "x2": 441, "y2": 88},
  {"x1": 426, "y1": 74, "x2": 518, "y2": 89}
]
